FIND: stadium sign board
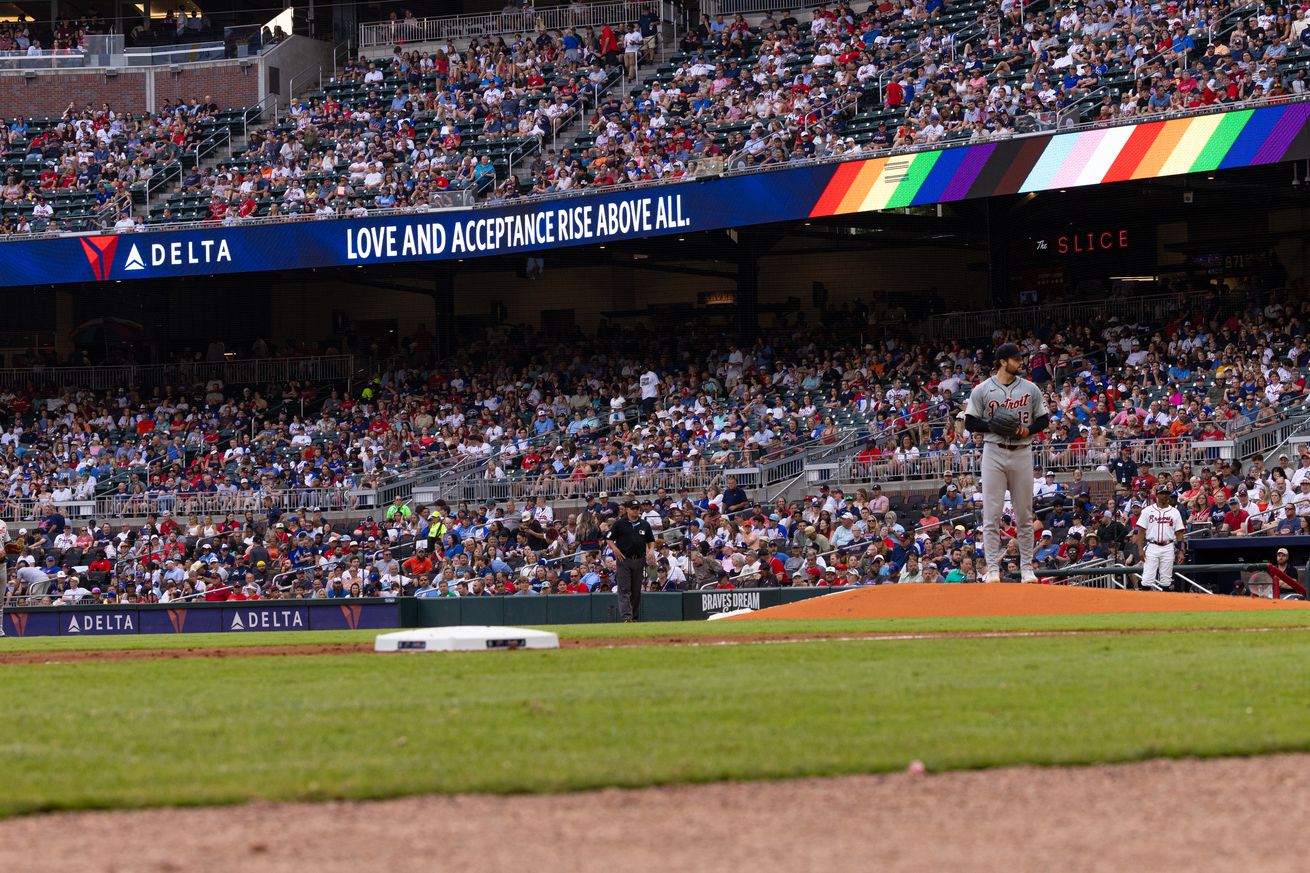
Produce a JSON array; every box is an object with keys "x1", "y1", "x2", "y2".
[
  {"x1": 5, "y1": 103, "x2": 1308, "y2": 288},
  {"x1": 0, "y1": 600, "x2": 400, "y2": 636}
]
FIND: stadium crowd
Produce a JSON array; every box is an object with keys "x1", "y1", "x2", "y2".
[
  {"x1": 0, "y1": 97, "x2": 224, "y2": 234},
  {"x1": 153, "y1": 7, "x2": 658, "y2": 220},
  {"x1": 524, "y1": 0, "x2": 1310, "y2": 191},
  {"x1": 144, "y1": 0, "x2": 1310, "y2": 220},
  {"x1": 0, "y1": 0, "x2": 1295, "y2": 231},
  {"x1": 5, "y1": 424, "x2": 1306, "y2": 605},
  {"x1": 3, "y1": 280, "x2": 1310, "y2": 603}
]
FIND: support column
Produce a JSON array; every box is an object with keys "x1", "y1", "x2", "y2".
[
  {"x1": 736, "y1": 246, "x2": 759, "y2": 339},
  {"x1": 433, "y1": 268, "x2": 455, "y2": 361},
  {"x1": 54, "y1": 288, "x2": 74, "y2": 362},
  {"x1": 986, "y1": 197, "x2": 1010, "y2": 309}
]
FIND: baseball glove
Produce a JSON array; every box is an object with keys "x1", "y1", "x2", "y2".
[{"x1": 990, "y1": 408, "x2": 1023, "y2": 438}]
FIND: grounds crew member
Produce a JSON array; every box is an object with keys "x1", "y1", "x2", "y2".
[
  {"x1": 606, "y1": 499, "x2": 655, "y2": 622},
  {"x1": 964, "y1": 342, "x2": 1049, "y2": 584},
  {"x1": 1135, "y1": 483, "x2": 1185, "y2": 590}
]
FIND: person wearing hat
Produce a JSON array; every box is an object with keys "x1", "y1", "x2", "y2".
[
  {"x1": 868, "y1": 484, "x2": 889, "y2": 514},
  {"x1": 1034, "y1": 470, "x2": 1062, "y2": 509},
  {"x1": 939, "y1": 483, "x2": 966, "y2": 514},
  {"x1": 1275, "y1": 503, "x2": 1304, "y2": 536},
  {"x1": 520, "y1": 511, "x2": 548, "y2": 552},
  {"x1": 1135, "y1": 484, "x2": 1185, "y2": 591},
  {"x1": 964, "y1": 342, "x2": 1050, "y2": 583},
  {"x1": 1272, "y1": 547, "x2": 1298, "y2": 589},
  {"x1": 605, "y1": 499, "x2": 655, "y2": 622},
  {"x1": 1035, "y1": 529, "x2": 1059, "y2": 564},
  {"x1": 1222, "y1": 494, "x2": 1252, "y2": 535},
  {"x1": 1056, "y1": 531, "x2": 1086, "y2": 566}
]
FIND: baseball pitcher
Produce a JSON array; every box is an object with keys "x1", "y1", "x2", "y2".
[
  {"x1": 1135, "y1": 484, "x2": 1185, "y2": 590},
  {"x1": 965, "y1": 343, "x2": 1050, "y2": 583}
]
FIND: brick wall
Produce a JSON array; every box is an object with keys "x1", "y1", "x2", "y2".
[
  {"x1": 0, "y1": 72, "x2": 148, "y2": 118},
  {"x1": 153, "y1": 62, "x2": 261, "y2": 110},
  {"x1": 0, "y1": 61, "x2": 261, "y2": 118}
]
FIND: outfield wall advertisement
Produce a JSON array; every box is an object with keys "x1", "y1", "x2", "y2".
[
  {"x1": 0, "y1": 588, "x2": 847, "y2": 636},
  {"x1": 7, "y1": 103, "x2": 1310, "y2": 288},
  {"x1": 1, "y1": 599, "x2": 400, "y2": 637}
]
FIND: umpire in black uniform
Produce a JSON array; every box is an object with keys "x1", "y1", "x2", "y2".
[{"x1": 606, "y1": 499, "x2": 655, "y2": 622}]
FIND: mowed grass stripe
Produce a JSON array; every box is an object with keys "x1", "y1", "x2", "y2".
[
  {"x1": 7, "y1": 609, "x2": 1310, "y2": 653},
  {"x1": 4, "y1": 631, "x2": 1310, "y2": 816}
]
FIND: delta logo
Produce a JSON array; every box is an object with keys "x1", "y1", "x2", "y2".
[
  {"x1": 7, "y1": 612, "x2": 28, "y2": 637},
  {"x1": 80, "y1": 237, "x2": 231, "y2": 280},
  {"x1": 339, "y1": 603, "x2": 363, "y2": 630},
  {"x1": 79, "y1": 236, "x2": 119, "y2": 281}
]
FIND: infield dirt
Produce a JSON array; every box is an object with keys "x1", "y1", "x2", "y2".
[
  {"x1": 5, "y1": 755, "x2": 1309, "y2": 872},
  {"x1": 737, "y1": 582, "x2": 1310, "y2": 621}
]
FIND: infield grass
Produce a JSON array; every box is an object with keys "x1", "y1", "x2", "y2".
[{"x1": 6, "y1": 625, "x2": 1310, "y2": 817}]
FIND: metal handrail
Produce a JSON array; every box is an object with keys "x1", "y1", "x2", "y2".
[
  {"x1": 243, "y1": 94, "x2": 279, "y2": 134},
  {"x1": 923, "y1": 290, "x2": 1207, "y2": 340},
  {"x1": 0, "y1": 354, "x2": 356, "y2": 391},
  {"x1": 358, "y1": 1, "x2": 654, "y2": 52},
  {"x1": 834, "y1": 435, "x2": 1236, "y2": 484},
  {"x1": 1055, "y1": 2, "x2": 1257, "y2": 128}
]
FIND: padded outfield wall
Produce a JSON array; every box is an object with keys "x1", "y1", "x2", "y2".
[{"x1": 0, "y1": 589, "x2": 839, "y2": 637}]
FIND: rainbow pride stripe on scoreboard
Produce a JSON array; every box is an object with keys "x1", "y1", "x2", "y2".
[{"x1": 809, "y1": 103, "x2": 1310, "y2": 217}]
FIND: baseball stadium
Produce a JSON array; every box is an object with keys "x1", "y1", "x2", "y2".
[{"x1": 8, "y1": 0, "x2": 1310, "y2": 869}]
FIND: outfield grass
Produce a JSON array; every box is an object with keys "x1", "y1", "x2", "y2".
[
  {"x1": 6, "y1": 628, "x2": 1310, "y2": 816},
  {"x1": 6, "y1": 609, "x2": 1310, "y2": 653}
]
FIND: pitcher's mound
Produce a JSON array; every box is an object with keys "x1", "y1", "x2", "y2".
[{"x1": 736, "y1": 584, "x2": 1310, "y2": 621}]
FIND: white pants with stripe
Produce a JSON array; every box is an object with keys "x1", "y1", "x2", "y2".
[
  {"x1": 981, "y1": 443, "x2": 1034, "y2": 574},
  {"x1": 1141, "y1": 543, "x2": 1175, "y2": 588}
]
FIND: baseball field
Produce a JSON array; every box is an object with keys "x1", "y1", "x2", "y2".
[{"x1": 6, "y1": 585, "x2": 1310, "y2": 872}]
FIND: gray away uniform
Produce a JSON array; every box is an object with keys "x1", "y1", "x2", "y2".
[{"x1": 965, "y1": 376, "x2": 1049, "y2": 574}]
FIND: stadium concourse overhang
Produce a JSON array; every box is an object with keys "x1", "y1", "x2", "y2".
[{"x1": 8, "y1": 102, "x2": 1310, "y2": 358}]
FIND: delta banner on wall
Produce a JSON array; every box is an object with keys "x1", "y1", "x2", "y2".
[
  {"x1": 0, "y1": 599, "x2": 400, "y2": 637},
  {"x1": 5, "y1": 102, "x2": 1309, "y2": 288}
]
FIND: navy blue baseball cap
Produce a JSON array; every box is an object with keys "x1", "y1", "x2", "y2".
[{"x1": 995, "y1": 342, "x2": 1023, "y2": 361}]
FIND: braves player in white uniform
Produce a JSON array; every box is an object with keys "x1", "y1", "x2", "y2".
[
  {"x1": 965, "y1": 343, "x2": 1050, "y2": 583},
  {"x1": 1135, "y1": 484, "x2": 1185, "y2": 590}
]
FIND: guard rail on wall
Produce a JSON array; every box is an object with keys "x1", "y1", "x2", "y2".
[
  {"x1": 358, "y1": 0, "x2": 654, "y2": 51},
  {"x1": 0, "y1": 354, "x2": 357, "y2": 391},
  {"x1": 1234, "y1": 400, "x2": 1310, "y2": 459},
  {"x1": 411, "y1": 429, "x2": 868, "y2": 507},
  {"x1": 825, "y1": 437, "x2": 1235, "y2": 485},
  {"x1": 923, "y1": 291, "x2": 1207, "y2": 341},
  {"x1": 417, "y1": 466, "x2": 757, "y2": 506},
  {"x1": 0, "y1": 487, "x2": 380, "y2": 523},
  {"x1": 374, "y1": 406, "x2": 647, "y2": 505}
]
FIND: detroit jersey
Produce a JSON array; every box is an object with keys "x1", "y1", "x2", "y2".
[{"x1": 966, "y1": 376, "x2": 1048, "y2": 445}]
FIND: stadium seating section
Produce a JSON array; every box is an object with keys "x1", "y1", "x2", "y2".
[{"x1": 5, "y1": 285, "x2": 1310, "y2": 601}]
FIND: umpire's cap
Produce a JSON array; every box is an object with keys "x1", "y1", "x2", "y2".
[{"x1": 995, "y1": 342, "x2": 1023, "y2": 361}]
